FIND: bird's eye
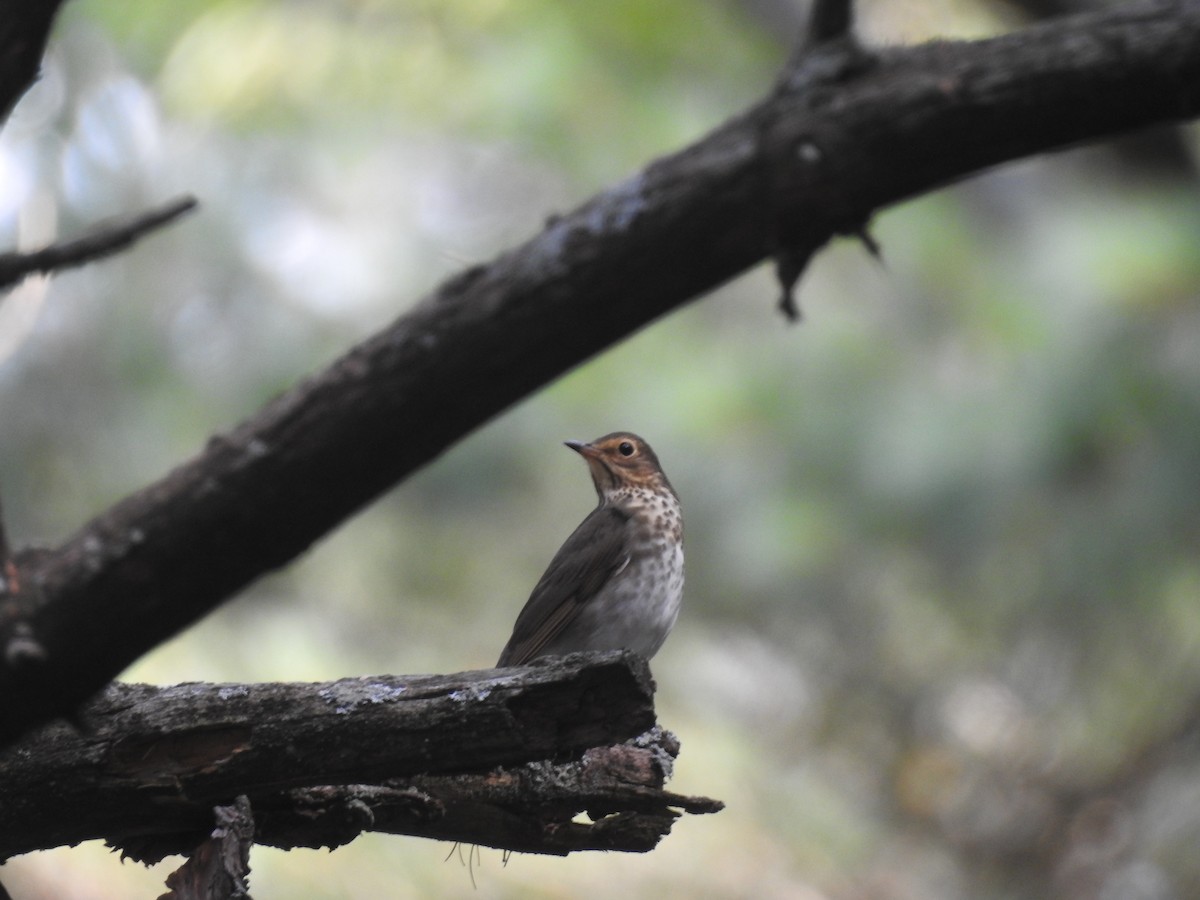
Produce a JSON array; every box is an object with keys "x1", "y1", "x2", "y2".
[{"x1": 618, "y1": 441, "x2": 635, "y2": 457}]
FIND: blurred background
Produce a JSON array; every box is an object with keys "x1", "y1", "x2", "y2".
[{"x1": 2, "y1": 0, "x2": 1199, "y2": 897}]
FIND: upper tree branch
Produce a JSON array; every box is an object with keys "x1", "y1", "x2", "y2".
[
  {"x1": 0, "y1": 652, "x2": 719, "y2": 860},
  {"x1": 2, "y1": 0, "x2": 1198, "y2": 743}
]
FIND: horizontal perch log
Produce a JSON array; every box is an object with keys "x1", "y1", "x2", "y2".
[{"x1": 0, "y1": 651, "x2": 721, "y2": 862}]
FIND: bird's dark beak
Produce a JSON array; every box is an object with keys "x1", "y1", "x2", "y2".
[{"x1": 564, "y1": 439, "x2": 596, "y2": 458}]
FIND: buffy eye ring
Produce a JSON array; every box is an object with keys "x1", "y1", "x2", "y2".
[{"x1": 618, "y1": 441, "x2": 635, "y2": 456}]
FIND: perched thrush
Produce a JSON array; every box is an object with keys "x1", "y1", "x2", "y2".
[{"x1": 496, "y1": 432, "x2": 684, "y2": 667}]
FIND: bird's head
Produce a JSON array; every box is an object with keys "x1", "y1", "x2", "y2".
[{"x1": 565, "y1": 432, "x2": 675, "y2": 502}]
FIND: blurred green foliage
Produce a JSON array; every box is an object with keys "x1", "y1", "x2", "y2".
[{"x1": 1, "y1": 1, "x2": 1199, "y2": 898}]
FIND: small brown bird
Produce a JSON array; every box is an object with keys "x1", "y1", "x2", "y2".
[{"x1": 497, "y1": 432, "x2": 684, "y2": 667}]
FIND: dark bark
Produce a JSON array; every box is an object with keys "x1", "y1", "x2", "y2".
[
  {"x1": 0, "y1": 0, "x2": 1196, "y2": 745},
  {"x1": 0, "y1": 652, "x2": 719, "y2": 860},
  {"x1": 158, "y1": 797, "x2": 254, "y2": 900},
  {"x1": 0, "y1": 1, "x2": 65, "y2": 122},
  {"x1": 805, "y1": 0, "x2": 855, "y2": 45}
]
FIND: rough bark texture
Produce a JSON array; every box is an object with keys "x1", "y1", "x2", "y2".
[
  {"x1": 0, "y1": 0, "x2": 1197, "y2": 746},
  {"x1": 0, "y1": 652, "x2": 719, "y2": 860},
  {"x1": 158, "y1": 797, "x2": 254, "y2": 900}
]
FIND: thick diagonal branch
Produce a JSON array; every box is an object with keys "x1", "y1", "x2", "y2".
[
  {"x1": 0, "y1": 652, "x2": 718, "y2": 861},
  {"x1": 2, "y1": 0, "x2": 1199, "y2": 743}
]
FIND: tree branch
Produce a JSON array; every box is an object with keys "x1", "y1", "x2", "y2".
[
  {"x1": 2, "y1": 0, "x2": 1198, "y2": 744},
  {"x1": 0, "y1": 1, "x2": 66, "y2": 123},
  {"x1": 0, "y1": 500, "x2": 47, "y2": 672},
  {"x1": 0, "y1": 196, "x2": 199, "y2": 293},
  {"x1": 805, "y1": 0, "x2": 855, "y2": 46},
  {"x1": 0, "y1": 652, "x2": 719, "y2": 861},
  {"x1": 159, "y1": 797, "x2": 254, "y2": 900}
]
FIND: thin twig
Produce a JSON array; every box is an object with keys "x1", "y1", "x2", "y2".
[
  {"x1": 807, "y1": 0, "x2": 855, "y2": 46},
  {"x1": 0, "y1": 195, "x2": 198, "y2": 293},
  {"x1": 768, "y1": 0, "x2": 865, "y2": 321}
]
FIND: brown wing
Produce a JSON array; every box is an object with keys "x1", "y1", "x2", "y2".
[{"x1": 496, "y1": 506, "x2": 631, "y2": 666}]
